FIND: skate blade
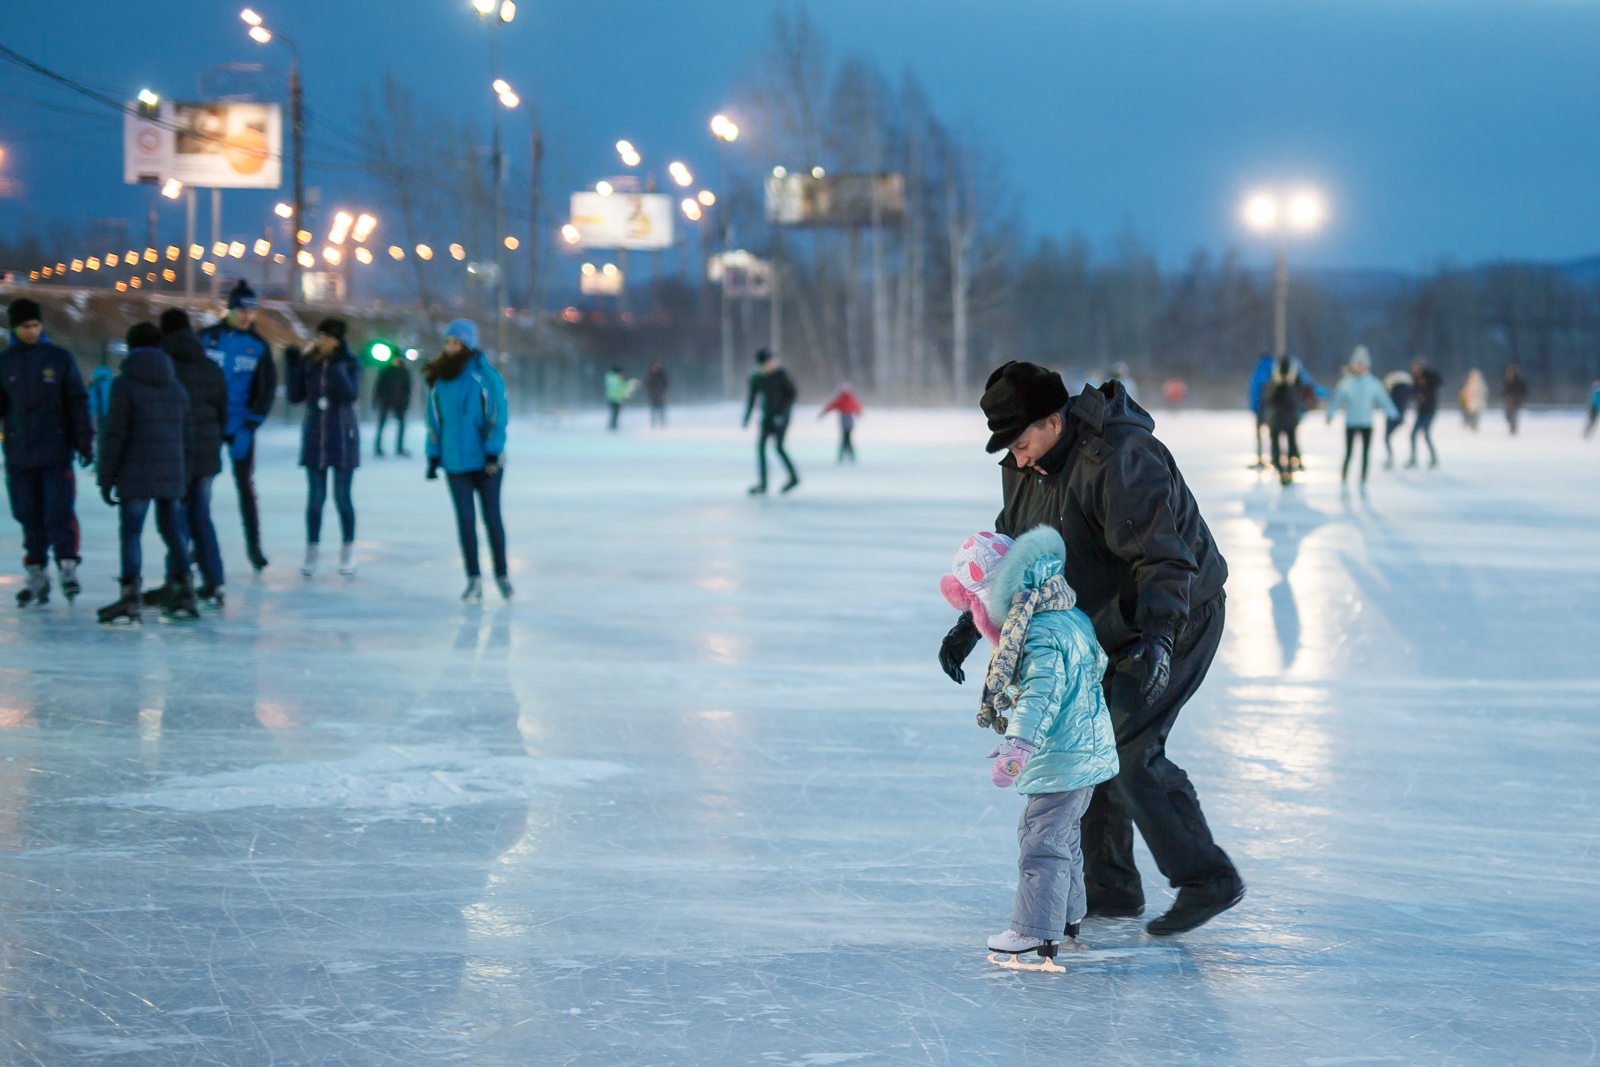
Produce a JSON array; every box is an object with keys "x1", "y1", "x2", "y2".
[{"x1": 987, "y1": 952, "x2": 1066, "y2": 973}]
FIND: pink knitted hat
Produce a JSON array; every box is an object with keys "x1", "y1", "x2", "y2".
[{"x1": 939, "y1": 531, "x2": 1014, "y2": 645}]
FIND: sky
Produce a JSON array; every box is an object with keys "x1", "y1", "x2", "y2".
[{"x1": 3, "y1": 0, "x2": 1600, "y2": 272}]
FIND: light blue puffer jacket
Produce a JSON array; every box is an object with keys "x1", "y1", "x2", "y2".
[
  {"x1": 1327, "y1": 370, "x2": 1399, "y2": 429},
  {"x1": 425, "y1": 352, "x2": 508, "y2": 474},
  {"x1": 984, "y1": 527, "x2": 1120, "y2": 796}
]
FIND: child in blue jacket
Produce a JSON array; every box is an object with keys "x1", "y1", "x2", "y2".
[{"x1": 941, "y1": 525, "x2": 1119, "y2": 962}]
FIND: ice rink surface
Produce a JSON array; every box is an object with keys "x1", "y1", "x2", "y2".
[{"x1": 1, "y1": 401, "x2": 1597, "y2": 1066}]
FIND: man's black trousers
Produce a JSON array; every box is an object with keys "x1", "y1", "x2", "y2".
[{"x1": 1082, "y1": 593, "x2": 1239, "y2": 908}]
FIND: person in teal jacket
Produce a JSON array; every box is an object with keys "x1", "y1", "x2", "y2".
[
  {"x1": 424, "y1": 319, "x2": 510, "y2": 603},
  {"x1": 940, "y1": 525, "x2": 1118, "y2": 961},
  {"x1": 1326, "y1": 345, "x2": 1398, "y2": 492}
]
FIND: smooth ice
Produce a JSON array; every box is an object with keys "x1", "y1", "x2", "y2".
[{"x1": 1, "y1": 404, "x2": 1597, "y2": 1066}]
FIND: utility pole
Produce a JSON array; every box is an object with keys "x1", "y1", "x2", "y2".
[
  {"x1": 1272, "y1": 244, "x2": 1288, "y2": 359},
  {"x1": 210, "y1": 188, "x2": 222, "y2": 303},
  {"x1": 289, "y1": 52, "x2": 304, "y2": 304},
  {"x1": 529, "y1": 120, "x2": 543, "y2": 316},
  {"x1": 491, "y1": 25, "x2": 508, "y2": 366},
  {"x1": 184, "y1": 186, "x2": 196, "y2": 297}
]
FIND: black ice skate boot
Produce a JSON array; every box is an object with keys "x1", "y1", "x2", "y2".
[
  {"x1": 160, "y1": 575, "x2": 202, "y2": 622},
  {"x1": 97, "y1": 580, "x2": 143, "y2": 626},
  {"x1": 17, "y1": 563, "x2": 50, "y2": 607},
  {"x1": 141, "y1": 582, "x2": 176, "y2": 608},
  {"x1": 247, "y1": 540, "x2": 269, "y2": 572},
  {"x1": 1146, "y1": 880, "x2": 1246, "y2": 937}
]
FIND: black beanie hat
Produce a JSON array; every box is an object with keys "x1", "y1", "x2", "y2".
[
  {"x1": 158, "y1": 307, "x2": 190, "y2": 334},
  {"x1": 315, "y1": 318, "x2": 346, "y2": 341},
  {"x1": 8, "y1": 298, "x2": 42, "y2": 330},
  {"x1": 227, "y1": 279, "x2": 258, "y2": 310},
  {"x1": 754, "y1": 348, "x2": 773, "y2": 364},
  {"x1": 126, "y1": 322, "x2": 163, "y2": 349},
  {"x1": 979, "y1": 361, "x2": 1070, "y2": 453}
]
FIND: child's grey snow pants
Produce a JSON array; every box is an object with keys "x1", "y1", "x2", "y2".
[{"x1": 1012, "y1": 786, "x2": 1095, "y2": 940}]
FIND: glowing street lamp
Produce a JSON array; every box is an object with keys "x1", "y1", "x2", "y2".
[
  {"x1": 710, "y1": 114, "x2": 738, "y2": 142},
  {"x1": 1241, "y1": 186, "x2": 1327, "y2": 359},
  {"x1": 668, "y1": 161, "x2": 693, "y2": 187},
  {"x1": 160, "y1": 178, "x2": 183, "y2": 199},
  {"x1": 681, "y1": 199, "x2": 702, "y2": 221},
  {"x1": 697, "y1": 189, "x2": 715, "y2": 206},
  {"x1": 137, "y1": 88, "x2": 160, "y2": 108},
  {"x1": 561, "y1": 224, "x2": 581, "y2": 245},
  {"x1": 274, "y1": 201, "x2": 293, "y2": 219},
  {"x1": 242, "y1": 7, "x2": 305, "y2": 304}
]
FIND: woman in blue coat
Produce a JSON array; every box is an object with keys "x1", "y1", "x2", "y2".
[
  {"x1": 287, "y1": 318, "x2": 361, "y2": 577},
  {"x1": 424, "y1": 319, "x2": 509, "y2": 603}
]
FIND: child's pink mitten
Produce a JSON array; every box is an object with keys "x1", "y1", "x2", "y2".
[{"x1": 987, "y1": 737, "x2": 1036, "y2": 788}]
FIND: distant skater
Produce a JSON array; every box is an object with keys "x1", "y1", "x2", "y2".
[
  {"x1": 96, "y1": 323, "x2": 198, "y2": 625},
  {"x1": 374, "y1": 353, "x2": 413, "y2": 456},
  {"x1": 1247, "y1": 352, "x2": 1273, "y2": 469},
  {"x1": 742, "y1": 349, "x2": 799, "y2": 495},
  {"x1": 0, "y1": 297, "x2": 93, "y2": 606},
  {"x1": 1586, "y1": 379, "x2": 1599, "y2": 439},
  {"x1": 1408, "y1": 358, "x2": 1443, "y2": 468},
  {"x1": 287, "y1": 319, "x2": 361, "y2": 578},
  {"x1": 1326, "y1": 346, "x2": 1397, "y2": 494},
  {"x1": 939, "y1": 527, "x2": 1117, "y2": 967},
  {"x1": 1459, "y1": 369, "x2": 1487, "y2": 432},
  {"x1": 1381, "y1": 369, "x2": 1414, "y2": 470},
  {"x1": 604, "y1": 367, "x2": 636, "y2": 431},
  {"x1": 1264, "y1": 355, "x2": 1309, "y2": 486},
  {"x1": 819, "y1": 382, "x2": 862, "y2": 463},
  {"x1": 1502, "y1": 364, "x2": 1528, "y2": 435},
  {"x1": 646, "y1": 362, "x2": 669, "y2": 427}
]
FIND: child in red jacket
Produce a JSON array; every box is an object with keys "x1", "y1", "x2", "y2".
[{"x1": 818, "y1": 383, "x2": 863, "y2": 463}]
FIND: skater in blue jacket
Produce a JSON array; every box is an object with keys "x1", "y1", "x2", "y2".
[
  {"x1": 424, "y1": 319, "x2": 510, "y2": 603},
  {"x1": 199, "y1": 280, "x2": 277, "y2": 571},
  {"x1": 1326, "y1": 346, "x2": 1398, "y2": 494},
  {"x1": 940, "y1": 525, "x2": 1119, "y2": 967}
]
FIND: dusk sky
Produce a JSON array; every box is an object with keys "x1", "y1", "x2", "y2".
[{"x1": 4, "y1": 0, "x2": 1600, "y2": 271}]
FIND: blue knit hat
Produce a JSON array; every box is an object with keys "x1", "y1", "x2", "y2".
[{"x1": 444, "y1": 318, "x2": 479, "y2": 349}]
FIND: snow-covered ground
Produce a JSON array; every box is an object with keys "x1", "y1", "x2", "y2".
[{"x1": 1, "y1": 402, "x2": 1596, "y2": 1065}]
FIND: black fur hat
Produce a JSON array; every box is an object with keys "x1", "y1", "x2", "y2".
[
  {"x1": 126, "y1": 322, "x2": 163, "y2": 349},
  {"x1": 979, "y1": 361, "x2": 1070, "y2": 453},
  {"x1": 8, "y1": 298, "x2": 42, "y2": 330}
]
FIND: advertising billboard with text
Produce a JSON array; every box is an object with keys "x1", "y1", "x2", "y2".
[
  {"x1": 124, "y1": 101, "x2": 283, "y2": 189},
  {"x1": 568, "y1": 192, "x2": 674, "y2": 250},
  {"x1": 765, "y1": 173, "x2": 905, "y2": 227}
]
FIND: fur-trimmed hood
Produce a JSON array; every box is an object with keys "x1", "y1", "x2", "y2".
[{"x1": 985, "y1": 525, "x2": 1069, "y2": 622}]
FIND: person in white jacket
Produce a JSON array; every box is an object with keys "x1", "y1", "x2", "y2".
[{"x1": 1327, "y1": 346, "x2": 1399, "y2": 492}]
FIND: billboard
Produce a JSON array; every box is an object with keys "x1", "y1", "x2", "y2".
[
  {"x1": 765, "y1": 173, "x2": 905, "y2": 227},
  {"x1": 124, "y1": 101, "x2": 283, "y2": 189},
  {"x1": 568, "y1": 192, "x2": 673, "y2": 250},
  {"x1": 707, "y1": 250, "x2": 771, "y2": 298}
]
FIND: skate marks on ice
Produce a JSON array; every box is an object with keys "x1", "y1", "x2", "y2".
[{"x1": 72, "y1": 744, "x2": 625, "y2": 817}]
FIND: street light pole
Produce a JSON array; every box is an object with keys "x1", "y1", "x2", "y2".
[
  {"x1": 289, "y1": 49, "x2": 303, "y2": 305},
  {"x1": 1272, "y1": 243, "x2": 1287, "y2": 359},
  {"x1": 491, "y1": 26, "x2": 507, "y2": 364},
  {"x1": 710, "y1": 114, "x2": 738, "y2": 398}
]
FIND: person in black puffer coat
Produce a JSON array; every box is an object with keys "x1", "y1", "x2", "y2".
[
  {"x1": 149, "y1": 307, "x2": 230, "y2": 608},
  {"x1": 286, "y1": 318, "x2": 361, "y2": 577},
  {"x1": 96, "y1": 322, "x2": 197, "y2": 624}
]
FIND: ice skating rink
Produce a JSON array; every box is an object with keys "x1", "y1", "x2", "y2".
[{"x1": 1, "y1": 402, "x2": 1597, "y2": 1065}]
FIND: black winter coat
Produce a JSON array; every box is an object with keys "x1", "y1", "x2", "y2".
[
  {"x1": 994, "y1": 381, "x2": 1228, "y2": 656},
  {"x1": 744, "y1": 367, "x2": 797, "y2": 427},
  {"x1": 161, "y1": 327, "x2": 228, "y2": 480},
  {"x1": 374, "y1": 360, "x2": 412, "y2": 412},
  {"x1": 0, "y1": 338, "x2": 93, "y2": 469},
  {"x1": 287, "y1": 343, "x2": 362, "y2": 470},
  {"x1": 1414, "y1": 368, "x2": 1444, "y2": 418},
  {"x1": 98, "y1": 347, "x2": 188, "y2": 501}
]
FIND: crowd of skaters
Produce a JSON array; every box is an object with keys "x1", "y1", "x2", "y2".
[{"x1": 0, "y1": 284, "x2": 512, "y2": 623}]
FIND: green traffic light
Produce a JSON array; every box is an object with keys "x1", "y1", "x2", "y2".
[{"x1": 369, "y1": 342, "x2": 394, "y2": 363}]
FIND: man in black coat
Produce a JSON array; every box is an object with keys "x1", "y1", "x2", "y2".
[
  {"x1": 374, "y1": 355, "x2": 412, "y2": 457},
  {"x1": 941, "y1": 361, "x2": 1243, "y2": 936},
  {"x1": 741, "y1": 349, "x2": 800, "y2": 494},
  {"x1": 0, "y1": 298, "x2": 94, "y2": 606},
  {"x1": 96, "y1": 323, "x2": 197, "y2": 624},
  {"x1": 151, "y1": 308, "x2": 229, "y2": 608}
]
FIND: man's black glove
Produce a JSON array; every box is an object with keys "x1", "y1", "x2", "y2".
[
  {"x1": 483, "y1": 454, "x2": 501, "y2": 477},
  {"x1": 100, "y1": 485, "x2": 119, "y2": 508},
  {"x1": 1117, "y1": 629, "x2": 1174, "y2": 703},
  {"x1": 939, "y1": 611, "x2": 982, "y2": 684},
  {"x1": 426, "y1": 458, "x2": 440, "y2": 480}
]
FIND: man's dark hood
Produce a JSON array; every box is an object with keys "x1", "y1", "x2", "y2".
[
  {"x1": 122, "y1": 346, "x2": 178, "y2": 387},
  {"x1": 1068, "y1": 379, "x2": 1155, "y2": 435},
  {"x1": 161, "y1": 326, "x2": 208, "y2": 366}
]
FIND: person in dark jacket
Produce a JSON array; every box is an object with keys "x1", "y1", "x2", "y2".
[
  {"x1": 1408, "y1": 357, "x2": 1443, "y2": 468},
  {"x1": 141, "y1": 308, "x2": 231, "y2": 609},
  {"x1": 940, "y1": 361, "x2": 1243, "y2": 937},
  {"x1": 0, "y1": 297, "x2": 94, "y2": 606},
  {"x1": 96, "y1": 322, "x2": 197, "y2": 624},
  {"x1": 1263, "y1": 355, "x2": 1308, "y2": 486},
  {"x1": 200, "y1": 280, "x2": 276, "y2": 570},
  {"x1": 741, "y1": 349, "x2": 799, "y2": 494},
  {"x1": 1502, "y1": 364, "x2": 1528, "y2": 436},
  {"x1": 646, "y1": 361, "x2": 669, "y2": 428},
  {"x1": 374, "y1": 354, "x2": 412, "y2": 457},
  {"x1": 286, "y1": 318, "x2": 361, "y2": 578},
  {"x1": 1381, "y1": 369, "x2": 1414, "y2": 470}
]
